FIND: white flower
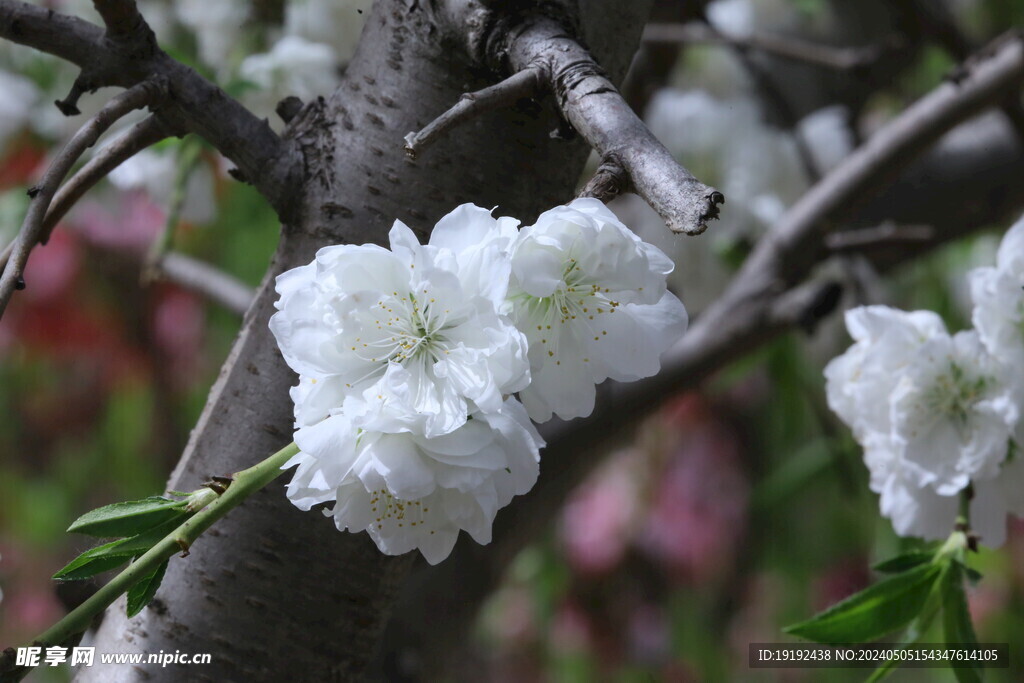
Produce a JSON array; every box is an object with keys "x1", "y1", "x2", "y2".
[
  {"x1": 270, "y1": 205, "x2": 529, "y2": 438},
  {"x1": 825, "y1": 306, "x2": 948, "y2": 443},
  {"x1": 970, "y1": 213, "x2": 1024, "y2": 379},
  {"x1": 284, "y1": 396, "x2": 542, "y2": 564},
  {"x1": 825, "y1": 305, "x2": 1021, "y2": 545},
  {"x1": 889, "y1": 330, "x2": 1017, "y2": 495},
  {"x1": 872, "y1": 448, "x2": 1024, "y2": 547},
  {"x1": 505, "y1": 198, "x2": 688, "y2": 422}
]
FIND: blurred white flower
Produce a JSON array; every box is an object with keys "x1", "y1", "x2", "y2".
[
  {"x1": 107, "y1": 148, "x2": 216, "y2": 225},
  {"x1": 797, "y1": 105, "x2": 854, "y2": 173},
  {"x1": 239, "y1": 36, "x2": 339, "y2": 121},
  {"x1": 706, "y1": 0, "x2": 799, "y2": 39},
  {"x1": 270, "y1": 204, "x2": 529, "y2": 438},
  {"x1": 176, "y1": 0, "x2": 249, "y2": 71},
  {"x1": 706, "y1": 0, "x2": 755, "y2": 37},
  {"x1": 506, "y1": 198, "x2": 687, "y2": 422},
  {"x1": 284, "y1": 395, "x2": 542, "y2": 565},
  {"x1": 970, "y1": 214, "x2": 1024, "y2": 449},
  {"x1": 284, "y1": 0, "x2": 373, "y2": 65},
  {"x1": 0, "y1": 69, "x2": 38, "y2": 153},
  {"x1": 970, "y1": 213, "x2": 1024, "y2": 372}
]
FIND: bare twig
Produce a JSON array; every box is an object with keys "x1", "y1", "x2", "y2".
[
  {"x1": 154, "y1": 252, "x2": 254, "y2": 316},
  {"x1": 0, "y1": 79, "x2": 168, "y2": 318},
  {"x1": 826, "y1": 222, "x2": 934, "y2": 252},
  {"x1": 500, "y1": 15, "x2": 722, "y2": 234},
  {"x1": 643, "y1": 22, "x2": 886, "y2": 71},
  {"x1": 404, "y1": 67, "x2": 545, "y2": 158}
]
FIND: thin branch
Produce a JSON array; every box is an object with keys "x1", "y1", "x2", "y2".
[
  {"x1": 404, "y1": 67, "x2": 545, "y2": 158},
  {"x1": 0, "y1": 1, "x2": 111, "y2": 76},
  {"x1": 153, "y1": 253, "x2": 254, "y2": 316},
  {"x1": 0, "y1": 116, "x2": 177, "y2": 273},
  {"x1": 500, "y1": 15, "x2": 723, "y2": 234},
  {"x1": 642, "y1": 22, "x2": 886, "y2": 71},
  {"x1": 900, "y1": 0, "x2": 1024, "y2": 144},
  {"x1": 826, "y1": 222, "x2": 934, "y2": 253},
  {"x1": 0, "y1": 0, "x2": 303, "y2": 220},
  {"x1": 0, "y1": 79, "x2": 167, "y2": 319}
]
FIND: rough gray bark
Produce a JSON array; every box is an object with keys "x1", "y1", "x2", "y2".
[{"x1": 74, "y1": 1, "x2": 654, "y2": 680}]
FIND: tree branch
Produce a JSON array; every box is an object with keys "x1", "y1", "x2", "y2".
[
  {"x1": 643, "y1": 22, "x2": 886, "y2": 71},
  {"x1": 825, "y1": 222, "x2": 934, "y2": 253},
  {"x1": 404, "y1": 67, "x2": 545, "y2": 158},
  {"x1": 154, "y1": 253, "x2": 254, "y2": 316},
  {"x1": 0, "y1": 79, "x2": 168, "y2": 319},
  {"x1": 428, "y1": 6, "x2": 723, "y2": 235},
  {"x1": 516, "y1": 15, "x2": 724, "y2": 234},
  {"x1": 0, "y1": 0, "x2": 303, "y2": 220}
]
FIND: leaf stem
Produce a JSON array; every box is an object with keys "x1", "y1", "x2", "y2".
[{"x1": 0, "y1": 441, "x2": 299, "y2": 683}]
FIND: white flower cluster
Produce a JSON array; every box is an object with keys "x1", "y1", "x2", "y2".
[
  {"x1": 826, "y1": 214, "x2": 1024, "y2": 546},
  {"x1": 270, "y1": 199, "x2": 687, "y2": 563}
]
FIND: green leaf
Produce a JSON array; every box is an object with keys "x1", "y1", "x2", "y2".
[
  {"x1": 785, "y1": 563, "x2": 943, "y2": 644},
  {"x1": 53, "y1": 539, "x2": 136, "y2": 581},
  {"x1": 943, "y1": 561, "x2": 982, "y2": 683},
  {"x1": 67, "y1": 496, "x2": 187, "y2": 537},
  {"x1": 126, "y1": 559, "x2": 169, "y2": 618},
  {"x1": 54, "y1": 517, "x2": 184, "y2": 581},
  {"x1": 873, "y1": 551, "x2": 935, "y2": 573}
]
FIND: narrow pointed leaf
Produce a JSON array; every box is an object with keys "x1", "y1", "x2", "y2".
[
  {"x1": 785, "y1": 563, "x2": 942, "y2": 644},
  {"x1": 873, "y1": 551, "x2": 934, "y2": 573},
  {"x1": 54, "y1": 517, "x2": 185, "y2": 581},
  {"x1": 126, "y1": 559, "x2": 169, "y2": 618},
  {"x1": 67, "y1": 496, "x2": 187, "y2": 537},
  {"x1": 53, "y1": 539, "x2": 135, "y2": 581},
  {"x1": 943, "y1": 561, "x2": 982, "y2": 683}
]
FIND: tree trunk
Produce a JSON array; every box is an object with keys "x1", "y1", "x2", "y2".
[{"x1": 77, "y1": 1, "x2": 651, "y2": 680}]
